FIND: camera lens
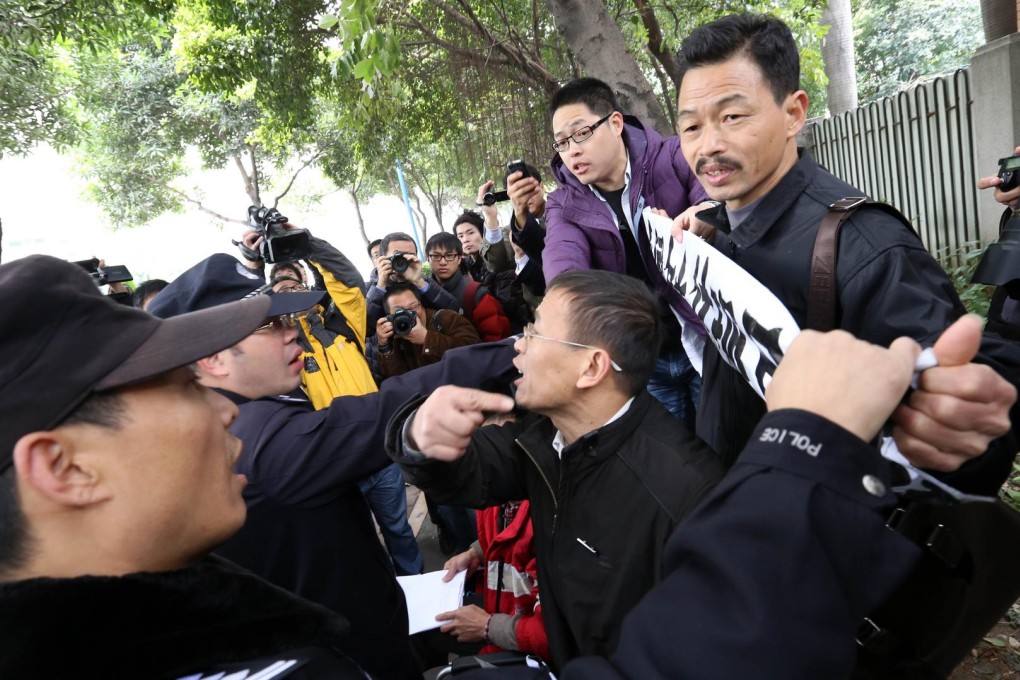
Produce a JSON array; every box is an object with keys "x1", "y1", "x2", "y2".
[
  {"x1": 482, "y1": 192, "x2": 496, "y2": 206},
  {"x1": 391, "y1": 254, "x2": 410, "y2": 274},
  {"x1": 390, "y1": 307, "x2": 417, "y2": 336}
]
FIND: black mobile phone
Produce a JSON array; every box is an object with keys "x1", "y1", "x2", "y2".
[
  {"x1": 99, "y1": 264, "x2": 134, "y2": 284},
  {"x1": 506, "y1": 159, "x2": 528, "y2": 178}
]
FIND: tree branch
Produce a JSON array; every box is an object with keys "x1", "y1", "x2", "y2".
[
  {"x1": 632, "y1": 0, "x2": 681, "y2": 88},
  {"x1": 169, "y1": 187, "x2": 247, "y2": 225},
  {"x1": 272, "y1": 140, "x2": 336, "y2": 207}
]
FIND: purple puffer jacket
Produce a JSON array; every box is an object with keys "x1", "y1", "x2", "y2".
[{"x1": 544, "y1": 115, "x2": 707, "y2": 333}]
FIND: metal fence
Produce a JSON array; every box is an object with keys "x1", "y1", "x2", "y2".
[{"x1": 808, "y1": 69, "x2": 979, "y2": 262}]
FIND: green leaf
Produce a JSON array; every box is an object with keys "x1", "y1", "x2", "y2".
[
  {"x1": 984, "y1": 636, "x2": 1007, "y2": 647},
  {"x1": 352, "y1": 57, "x2": 373, "y2": 81},
  {"x1": 318, "y1": 14, "x2": 339, "y2": 30}
]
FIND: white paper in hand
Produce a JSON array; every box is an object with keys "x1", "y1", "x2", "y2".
[
  {"x1": 396, "y1": 569, "x2": 468, "y2": 635},
  {"x1": 642, "y1": 208, "x2": 801, "y2": 399}
]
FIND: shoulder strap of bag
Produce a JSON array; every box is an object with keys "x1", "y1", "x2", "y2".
[
  {"x1": 462, "y1": 279, "x2": 482, "y2": 318},
  {"x1": 807, "y1": 197, "x2": 921, "y2": 332}
]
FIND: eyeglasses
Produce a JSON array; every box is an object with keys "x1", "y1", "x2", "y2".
[
  {"x1": 253, "y1": 313, "x2": 305, "y2": 333},
  {"x1": 274, "y1": 281, "x2": 308, "y2": 292},
  {"x1": 551, "y1": 113, "x2": 613, "y2": 153},
  {"x1": 428, "y1": 252, "x2": 460, "y2": 263},
  {"x1": 521, "y1": 323, "x2": 622, "y2": 372}
]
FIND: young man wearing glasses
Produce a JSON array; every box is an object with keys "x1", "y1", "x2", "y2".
[
  {"x1": 389, "y1": 269, "x2": 723, "y2": 672},
  {"x1": 148, "y1": 253, "x2": 519, "y2": 680},
  {"x1": 377, "y1": 282, "x2": 481, "y2": 377},
  {"x1": 544, "y1": 77, "x2": 710, "y2": 429},
  {"x1": 426, "y1": 232, "x2": 512, "y2": 341}
]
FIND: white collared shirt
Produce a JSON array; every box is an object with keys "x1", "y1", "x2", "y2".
[{"x1": 551, "y1": 396, "x2": 636, "y2": 459}]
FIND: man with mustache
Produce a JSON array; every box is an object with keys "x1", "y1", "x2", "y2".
[
  {"x1": 543, "y1": 77, "x2": 710, "y2": 428},
  {"x1": 672, "y1": 13, "x2": 1019, "y2": 493}
]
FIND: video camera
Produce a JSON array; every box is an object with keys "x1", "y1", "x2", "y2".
[
  {"x1": 245, "y1": 205, "x2": 310, "y2": 264},
  {"x1": 481, "y1": 160, "x2": 542, "y2": 206},
  {"x1": 387, "y1": 306, "x2": 418, "y2": 336}
]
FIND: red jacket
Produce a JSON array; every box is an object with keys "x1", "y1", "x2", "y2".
[
  {"x1": 476, "y1": 501, "x2": 549, "y2": 660},
  {"x1": 436, "y1": 270, "x2": 511, "y2": 342}
]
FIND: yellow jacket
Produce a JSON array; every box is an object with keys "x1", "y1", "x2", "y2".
[{"x1": 298, "y1": 236, "x2": 378, "y2": 408}]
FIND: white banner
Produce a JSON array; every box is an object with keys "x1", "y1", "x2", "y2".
[{"x1": 642, "y1": 208, "x2": 800, "y2": 400}]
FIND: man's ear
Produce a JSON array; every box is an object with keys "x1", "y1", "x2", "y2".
[
  {"x1": 12, "y1": 431, "x2": 108, "y2": 508},
  {"x1": 576, "y1": 351, "x2": 615, "y2": 390},
  {"x1": 609, "y1": 110, "x2": 626, "y2": 137},
  {"x1": 786, "y1": 90, "x2": 809, "y2": 139},
  {"x1": 197, "y1": 352, "x2": 228, "y2": 379}
]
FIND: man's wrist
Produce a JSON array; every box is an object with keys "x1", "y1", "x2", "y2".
[
  {"x1": 378, "y1": 342, "x2": 393, "y2": 355},
  {"x1": 400, "y1": 413, "x2": 429, "y2": 462},
  {"x1": 484, "y1": 226, "x2": 503, "y2": 244}
]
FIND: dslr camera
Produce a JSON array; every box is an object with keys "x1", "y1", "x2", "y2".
[
  {"x1": 998, "y1": 154, "x2": 1020, "y2": 192},
  {"x1": 386, "y1": 252, "x2": 411, "y2": 275},
  {"x1": 387, "y1": 307, "x2": 418, "y2": 336},
  {"x1": 246, "y1": 205, "x2": 310, "y2": 264}
]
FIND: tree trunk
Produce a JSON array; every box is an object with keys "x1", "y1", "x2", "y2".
[
  {"x1": 980, "y1": 0, "x2": 1018, "y2": 42},
  {"x1": 821, "y1": 0, "x2": 859, "y2": 115},
  {"x1": 544, "y1": 0, "x2": 671, "y2": 135},
  {"x1": 347, "y1": 188, "x2": 371, "y2": 251}
]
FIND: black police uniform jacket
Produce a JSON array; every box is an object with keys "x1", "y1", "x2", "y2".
[
  {"x1": 0, "y1": 556, "x2": 370, "y2": 679},
  {"x1": 214, "y1": 341, "x2": 517, "y2": 680},
  {"x1": 695, "y1": 152, "x2": 1020, "y2": 494},
  {"x1": 389, "y1": 389, "x2": 724, "y2": 672}
]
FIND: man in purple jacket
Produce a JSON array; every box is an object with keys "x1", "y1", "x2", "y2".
[{"x1": 544, "y1": 77, "x2": 709, "y2": 427}]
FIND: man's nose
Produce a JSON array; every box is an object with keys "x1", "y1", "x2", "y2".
[{"x1": 701, "y1": 124, "x2": 726, "y2": 156}]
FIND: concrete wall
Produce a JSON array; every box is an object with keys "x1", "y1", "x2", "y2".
[{"x1": 970, "y1": 31, "x2": 1020, "y2": 241}]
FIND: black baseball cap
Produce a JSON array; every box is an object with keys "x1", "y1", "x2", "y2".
[
  {"x1": 0, "y1": 255, "x2": 272, "y2": 472},
  {"x1": 147, "y1": 253, "x2": 324, "y2": 320}
]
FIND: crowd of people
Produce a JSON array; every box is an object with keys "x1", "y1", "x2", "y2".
[{"x1": 1, "y1": 11, "x2": 1020, "y2": 680}]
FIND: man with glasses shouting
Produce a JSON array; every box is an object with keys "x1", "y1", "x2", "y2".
[
  {"x1": 544, "y1": 77, "x2": 711, "y2": 429},
  {"x1": 388, "y1": 270, "x2": 723, "y2": 672},
  {"x1": 148, "y1": 254, "x2": 519, "y2": 680}
]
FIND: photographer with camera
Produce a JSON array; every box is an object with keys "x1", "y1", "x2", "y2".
[
  {"x1": 503, "y1": 162, "x2": 548, "y2": 311},
  {"x1": 456, "y1": 209, "x2": 510, "y2": 282},
  {"x1": 376, "y1": 283, "x2": 480, "y2": 378},
  {"x1": 976, "y1": 145, "x2": 1020, "y2": 343},
  {"x1": 366, "y1": 232, "x2": 463, "y2": 339},
  {"x1": 978, "y1": 145, "x2": 1020, "y2": 211},
  {"x1": 238, "y1": 218, "x2": 377, "y2": 402}
]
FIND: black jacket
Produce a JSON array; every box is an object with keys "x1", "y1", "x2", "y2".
[
  {"x1": 390, "y1": 390, "x2": 723, "y2": 671},
  {"x1": 0, "y1": 557, "x2": 369, "y2": 680},
  {"x1": 215, "y1": 340, "x2": 518, "y2": 680},
  {"x1": 451, "y1": 410, "x2": 922, "y2": 680},
  {"x1": 695, "y1": 152, "x2": 1020, "y2": 492}
]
